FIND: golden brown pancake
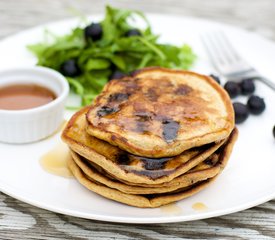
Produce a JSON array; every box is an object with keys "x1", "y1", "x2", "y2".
[
  {"x1": 69, "y1": 157, "x2": 215, "y2": 208},
  {"x1": 86, "y1": 67, "x2": 234, "y2": 157},
  {"x1": 70, "y1": 150, "x2": 221, "y2": 194},
  {"x1": 62, "y1": 107, "x2": 232, "y2": 185},
  {"x1": 68, "y1": 127, "x2": 237, "y2": 208}
]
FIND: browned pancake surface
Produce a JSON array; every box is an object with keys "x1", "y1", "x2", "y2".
[{"x1": 86, "y1": 67, "x2": 234, "y2": 157}]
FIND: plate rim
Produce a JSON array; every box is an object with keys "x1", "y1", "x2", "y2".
[{"x1": 1, "y1": 180, "x2": 275, "y2": 223}]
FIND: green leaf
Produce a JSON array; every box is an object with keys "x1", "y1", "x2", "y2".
[
  {"x1": 85, "y1": 58, "x2": 110, "y2": 71},
  {"x1": 137, "y1": 37, "x2": 166, "y2": 60},
  {"x1": 110, "y1": 55, "x2": 126, "y2": 70},
  {"x1": 67, "y1": 77, "x2": 84, "y2": 95},
  {"x1": 138, "y1": 53, "x2": 153, "y2": 69}
]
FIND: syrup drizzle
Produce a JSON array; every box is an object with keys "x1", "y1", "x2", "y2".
[
  {"x1": 160, "y1": 203, "x2": 183, "y2": 215},
  {"x1": 40, "y1": 142, "x2": 73, "y2": 178},
  {"x1": 192, "y1": 202, "x2": 208, "y2": 211}
]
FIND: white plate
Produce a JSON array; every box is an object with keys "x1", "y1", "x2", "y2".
[{"x1": 0, "y1": 14, "x2": 275, "y2": 224}]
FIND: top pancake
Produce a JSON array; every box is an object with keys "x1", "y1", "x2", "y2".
[{"x1": 86, "y1": 67, "x2": 234, "y2": 157}]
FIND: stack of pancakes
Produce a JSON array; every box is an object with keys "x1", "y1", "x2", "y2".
[{"x1": 62, "y1": 68, "x2": 238, "y2": 208}]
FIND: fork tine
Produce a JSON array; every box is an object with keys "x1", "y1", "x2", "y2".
[
  {"x1": 207, "y1": 32, "x2": 239, "y2": 65},
  {"x1": 201, "y1": 33, "x2": 228, "y2": 69},
  {"x1": 209, "y1": 32, "x2": 233, "y2": 64},
  {"x1": 202, "y1": 31, "x2": 245, "y2": 71},
  {"x1": 216, "y1": 32, "x2": 241, "y2": 62}
]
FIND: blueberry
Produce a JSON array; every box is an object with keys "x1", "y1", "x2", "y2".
[
  {"x1": 84, "y1": 23, "x2": 103, "y2": 41},
  {"x1": 109, "y1": 71, "x2": 127, "y2": 80},
  {"x1": 125, "y1": 29, "x2": 141, "y2": 37},
  {"x1": 240, "y1": 78, "x2": 255, "y2": 95},
  {"x1": 130, "y1": 69, "x2": 140, "y2": 76},
  {"x1": 273, "y1": 125, "x2": 275, "y2": 139},
  {"x1": 224, "y1": 81, "x2": 241, "y2": 98},
  {"x1": 233, "y1": 102, "x2": 249, "y2": 124},
  {"x1": 247, "y1": 95, "x2": 265, "y2": 115},
  {"x1": 209, "y1": 74, "x2": 221, "y2": 84},
  {"x1": 60, "y1": 59, "x2": 81, "y2": 77}
]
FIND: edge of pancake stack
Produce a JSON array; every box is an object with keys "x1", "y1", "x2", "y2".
[{"x1": 62, "y1": 67, "x2": 238, "y2": 208}]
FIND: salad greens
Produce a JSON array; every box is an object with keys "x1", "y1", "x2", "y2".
[{"x1": 28, "y1": 5, "x2": 196, "y2": 107}]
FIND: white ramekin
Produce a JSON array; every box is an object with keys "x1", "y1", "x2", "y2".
[{"x1": 0, "y1": 67, "x2": 69, "y2": 144}]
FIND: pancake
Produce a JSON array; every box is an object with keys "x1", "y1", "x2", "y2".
[
  {"x1": 90, "y1": 153, "x2": 221, "y2": 188},
  {"x1": 69, "y1": 128, "x2": 237, "y2": 207},
  {"x1": 70, "y1": 126, "x2": 237, "y2": 193},
  {"x1": 69, "y1": 156, "x2": 216, "y2": 208},
  {"x1": 70, "y1": 151, "x2": 221, "y2": 194},
  {"x1": 62, "y1": 107, "x2": 233, "y2": 185},
  {"x1": 86, "y1": 67, "x2": 234, "y2": 157}
]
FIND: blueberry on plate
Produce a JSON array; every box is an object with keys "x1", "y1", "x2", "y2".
[
  {"x1": 247, "y1": 95, "x2": 266, "y2": 115},
  {"x1": 233, "y1": 102, "x2": 249, "y2": 124},
  {"x1": 224, "y1": 81, "x2": 241, "y2": 98},
  {"x1": 84, "y1": 23, "x2": 103, "y2": 41},
  {"x1": 125, "y1": 29, "x2": 141, "y2": 37},
  {"x1": 273, "y1": 125, "x2": 275, "y2": 139},
  {"x1": 209, "y1": 74, "x2": 221, "y2": 84},
  {"x1": 240, "y1": 78, "x2": 255, "y2": 95},
  {"x1": 60, "y1": 59, "x2": 81, "y2": 77},
  {"x1": 109, "y1": 71, "x2": 127, "y2": 81}
]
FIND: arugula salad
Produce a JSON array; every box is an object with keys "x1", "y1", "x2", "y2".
[{"x1": 28, "y1": 5, "x2": 196, "y2": 107}]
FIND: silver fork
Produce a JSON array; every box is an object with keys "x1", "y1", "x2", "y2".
[{"x1": 201, "y1": 31, "x2": 275, "y2": 91}]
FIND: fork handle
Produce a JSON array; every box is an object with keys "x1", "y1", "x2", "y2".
[{"x1": 258, "y1": 77, "x2": 275, "y2": 91}]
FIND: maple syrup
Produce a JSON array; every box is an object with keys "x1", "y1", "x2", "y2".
[
  {"x1": 40, "y1": 142, "x2": 73, "y2": 178},
  {"x1": 0, "y1": 84, "x2": 56, "y2": 110}
]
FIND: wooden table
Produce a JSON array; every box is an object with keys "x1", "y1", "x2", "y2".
[{"x1": 0, "y1": 0, "x2": 275, "y2": 239}]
